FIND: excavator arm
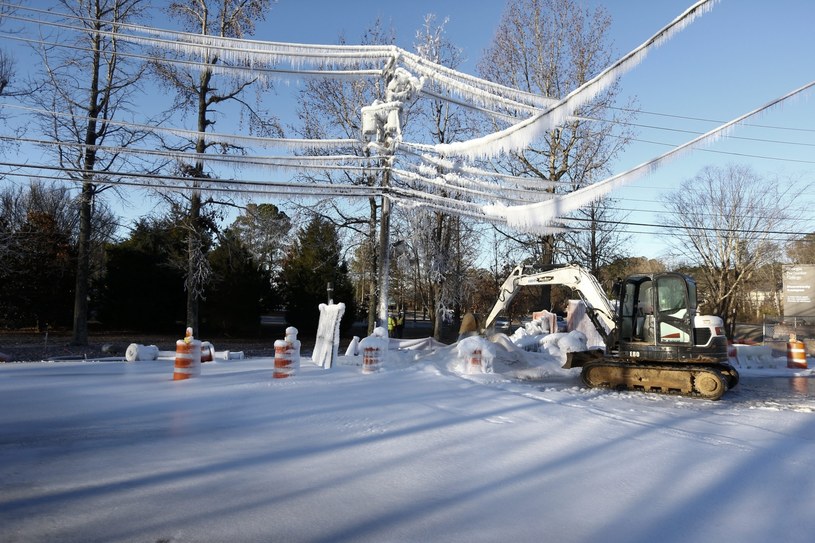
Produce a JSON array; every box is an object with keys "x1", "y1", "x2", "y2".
[{"x1": 483, "y1": 264, "x2": 616, "y2": 339}]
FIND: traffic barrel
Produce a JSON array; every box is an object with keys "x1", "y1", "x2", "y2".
[
  {"x1": 173, "y1": 330, "x2": 202, "y2": 380},
  {"x1": 362, "y1": 346, "x2": 382, "y2": 374},
  {"x1": 274, "y1": 339, "x2": 294, "y2": 378},
  {"x1": 200, "y1": 341, "x2": 214, "y2": 363},
  {"x1": 468, "y1": 348, "x2": 483, "y2": 374},
  {"x1": 787, "y1": 338, "x2": 808, "y2": 369}
]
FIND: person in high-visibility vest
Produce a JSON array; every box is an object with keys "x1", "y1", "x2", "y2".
[
  {"x1": 387, "y1": 313, "x2": 396, "y2": 337},
  {"x1": 396, "y1": 310, "x2": 405, "y2": 338}
]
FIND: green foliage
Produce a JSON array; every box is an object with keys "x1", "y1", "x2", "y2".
[
  {"x1": 0, "y1": 211, "x2": 76, "y2": 329},
  {"x1": 788, "y1": 233, "x2": 815, "y2": 264},
  {"x1": 279, "y1": 216, "x2": 356, "y2": 335},
  {"x1": 200, "y1": 228, "x2": 275, "y2": 336},
  {"x1": 100, "y1": 216, "x2": 278, "y2": 335},
  {"x1": 229, "y1": 203, "x2": 291, "y2": 281},
  {"x1": 99, "y1": 218, "x2": 187, "y2": 332},
  {"x1": 0, "y1": 184, "x2": 78, "y2": 330}
]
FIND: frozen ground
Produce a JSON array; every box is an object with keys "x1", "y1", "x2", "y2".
[{"x1": 1, "y1": 338, "x2": 814, "y2": 543}]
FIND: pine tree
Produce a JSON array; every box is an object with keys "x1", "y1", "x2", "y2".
[{"x1": 279, "y1": 217, "x2": 355, "y2": 334}]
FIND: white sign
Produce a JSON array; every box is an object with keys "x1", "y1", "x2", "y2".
[{"x1": 783, "y1": 264, "x2": 815, "y2": 317}]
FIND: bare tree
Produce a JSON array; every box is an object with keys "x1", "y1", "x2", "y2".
[
  {"x1": 0, "y1": 1, "x2": 17, "y2": 99},
  {"x1": 154, "y1": 0, "x2": 274, "y2": 334},
  {"x1": 0, "y1": 4, "x2": 29, "y2": 157},
  {"x1": 662, "y1": 164, "x2": 796, "y2": 335},
  {"x1": 788, "y1": 233, "x2": 815, "y2": 264},
  {"x1": 0, "y1": 48, "x2": 12, "y2": 97},
  {"x1": 0, "y1": 47, "x2": 19, "y2": 152},
  {"x1": 400, "y1": 14, "x2": 483, "y2": 339},
  {"x1": 478, "y1": 0, "x2": 635, "y2": 305},
  {"x1": 294, "y1": 20, "x2": 394, "y2": 334},
  {"x1": 30, "y1": 0, "x2": 149, "y2": 345},
  {"x1": 560, "y1": 196, "x2": 630, "y2": 280}
]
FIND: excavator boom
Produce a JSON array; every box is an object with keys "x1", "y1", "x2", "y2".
[{"x1": 484, "y1": 264, "x2": 616, "y2": 336}]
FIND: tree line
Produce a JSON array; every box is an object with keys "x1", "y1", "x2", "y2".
[
  {"x1": 0, "y1": 0, "x2": 810, "y2": 341},
  {"x1": 1, "y1": 174, "x2": 807, "y2": 339},
  {"x1": 0, "y1": 188, "x2": 358, "y2": 336}
]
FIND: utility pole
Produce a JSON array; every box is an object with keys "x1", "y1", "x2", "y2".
[
  {"x1": 377, "y1": 158, "x2": 392, "y2": 326},
  {"x1": 360, "y1": 62, "x2": 423, "y2": 328}
]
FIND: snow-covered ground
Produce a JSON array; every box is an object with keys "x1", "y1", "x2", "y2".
[{"x1": 1, "y1": 335, "x2": 814, "y2": 543}]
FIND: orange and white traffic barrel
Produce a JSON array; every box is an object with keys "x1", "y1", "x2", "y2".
[
  {"x1": 274, "y1": 339, "x2": 293, "y2": 378},
  {"x1": 468, "y1": 348, "x2": 483, "y2": 374},
  {"x1": 362, "y1": 346, "x2": 382, "y2": 374},
  {"x1": 787, "y1": 338, "x2": 808, "y2": 369},
  {"x1": 173, "y1": 329, "x2": 202, "y2": 380}
]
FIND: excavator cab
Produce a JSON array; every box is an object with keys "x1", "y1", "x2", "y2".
[{"x1": 615, "y1": 272, "x2": 726, "y2": 363}]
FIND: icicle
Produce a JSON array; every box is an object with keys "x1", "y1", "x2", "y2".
[
  {"x1": 485, "y1": 76, "x2": 815, "y2": 234},
  {"x1": 401, "y1": 51, "x2": 556, "y2": 109},
  {"x1": 113, "y1": 22, "x2": 399, "y2": 70},
  {"x1": 435, "y1": 0, "x2": 718, "y2": 160}
]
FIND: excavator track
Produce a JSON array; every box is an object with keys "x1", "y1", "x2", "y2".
[{"x1": 581, "y1": 360, "x2": 736, "y2": 400}]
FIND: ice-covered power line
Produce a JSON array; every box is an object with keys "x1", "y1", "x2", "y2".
[
  {"x1": 3, "y1": 0, "x2": 712, "y2": 143},
  {"x1": 11, "y1": 0, "x2": 810, "y2": 236},
  {"x1": 432, "y1": 0, "x2": 717, "y2": 159},
  {"x1": 0, "y1": 161, "x2": 386, "y2": 199},
  {"x1": 566, "y1": 215, "x2": 815, "y2": 239},
  {"x1": 612, "y1": 106, "x2": 815, "y2": 134},
  {"x1": 485, "y1": 78, "x2": 815, "y2": 233},
  {"x1": 0, "y1": 103, "x2": 361, "y2": 152},
  {"x1": 0, "y1": 134, "x2": 381, "y2": 174},
  {"x1": 573, "y1": 115, "x2": 815, "y2": 149},
  {"x1": 0, "y1": 30, "x2": 385, "y2": 83}
]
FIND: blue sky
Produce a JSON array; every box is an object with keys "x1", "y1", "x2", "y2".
[{"x1": 250, "y1": 0, "x2": 815, "y2": 259}]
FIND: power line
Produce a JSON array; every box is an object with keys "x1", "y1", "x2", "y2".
[
  {"x1": 565, "y1": 215, "x2": 814, "y2": 238},
  {"x1": 611, "y1": 106, "x2": 815, "y2": 134},
  {"x1": 6, "y1": 10, "x2": 815, "y2": 166},
  {"x1": 622, "y1": 136, "x2": 815, "y2": 165}
]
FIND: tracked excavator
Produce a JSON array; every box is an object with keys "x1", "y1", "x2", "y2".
[{"x1": 483, "y1": 264, "x2": 739, "y2": 400}]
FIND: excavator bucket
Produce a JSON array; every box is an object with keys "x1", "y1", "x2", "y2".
[{"x1": 563, "y1": 349, "x2": 605, "y2": 369}]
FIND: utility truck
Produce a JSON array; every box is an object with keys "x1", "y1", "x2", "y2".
[{"x1": 483, "y1": 264, "x2": 739, "y2": 400}]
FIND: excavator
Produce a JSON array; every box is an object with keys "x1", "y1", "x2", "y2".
[{"x1": 483, "y1": 264, "x2": 739, "y2": 400}]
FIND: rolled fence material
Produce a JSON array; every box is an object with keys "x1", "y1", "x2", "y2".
[
  {"x1": 201, "y1": 341, "x2": 214, "y2": 363},
  {"x1": 125, "y1": 344, "x2": 159, "y2": 362}
]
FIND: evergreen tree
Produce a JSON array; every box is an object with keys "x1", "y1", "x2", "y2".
[
  {"x1": 201, "y1": 228, "x2": 275, "y2": 335},
  {"x1": 153, "y1": 0, "x2": 275, "y2": 336},
  {"x1": 279, "y1": 216, "x2": 355, "y2": 335},
  {"x1": 0, "y1": 183, "x2": 81, "y2": 330},
  {"x1": 0, "y1": 210, "x2": 75, "y2": 329},
  {"x1": 100, "y1": 218, "x2": 186, "y2": 332},
  {"x1": 229, "y1": 203, "x2": 291, "y2": 286}
]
